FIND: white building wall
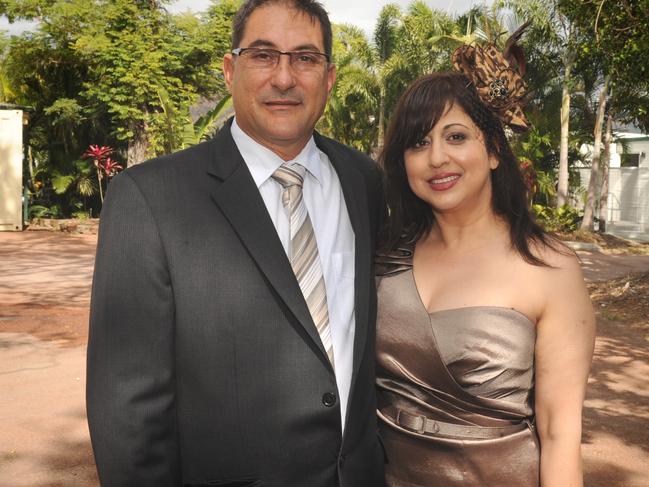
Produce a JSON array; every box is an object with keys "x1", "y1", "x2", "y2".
[
  {"x1": 608, "y1": 135, "x2": 649, "y2": 168},
  {"x1": 0, "y1": 110, "x2": 24, "y2": 231},
  {"x1": 608, "y1": 168, "x2": 648, "y2": 226},
  {"x1": 576, "y1": 133, "x2": 649, "y2": 240},
  {"x1": 577, "y1": 167, "x2": 649, "y2": 238}
]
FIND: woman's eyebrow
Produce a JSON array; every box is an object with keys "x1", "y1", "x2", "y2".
[{"x1": 442, "y1": 122, "x2": 469, "y2": 130}]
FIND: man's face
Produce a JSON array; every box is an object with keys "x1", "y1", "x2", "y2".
[{"x1": 223, "y1": 4, "x2": 336, "y2": 160}]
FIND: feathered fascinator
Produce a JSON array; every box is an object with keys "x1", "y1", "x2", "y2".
[{"x1": 452, "y1": 21, "x2": 531, "y2": 132}]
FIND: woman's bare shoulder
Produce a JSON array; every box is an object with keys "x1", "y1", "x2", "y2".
[
  {"x1": 528, "y1": 238, "x2": 593, "y2": 324},
  {"x1": 530, "y1": 237, "x2": 581, "y2": 274}
]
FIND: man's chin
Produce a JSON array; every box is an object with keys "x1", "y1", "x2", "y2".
[{"x1": 263, "y1": 124, "x2": 310, "y2": 144}]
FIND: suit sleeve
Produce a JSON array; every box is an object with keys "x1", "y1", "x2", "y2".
[{"x1": 86, "y1": 171, "x2": 180, "y2": 486}]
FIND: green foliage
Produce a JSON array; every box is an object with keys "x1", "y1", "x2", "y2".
[
  {"x1": 557, "y1": 0, "x2": 649, "y2": 132},
  {"x1": 157, "y1": 86, "x2": 232, "y2": 152},
  {"x1": 319, "y1": 24, "x2": 379, "y2": 153},
  {"x1": 532, "y1": 204, "x2": 582, "y2": 232},
  {"x1": 320, "y1": 3, "x2": 458, "y2": 153},
  {"x1": 29, "y1": 204, "x2": 60, "y2": 219},
  {"x1": 51, "y1": 173, "x2": 75, "y2": 195},
  {"x1": 74, "y1": 0, "x2": 198, "y2": 158},
  {"x1": 535, "y1": 169, "x2": 556, "y2": 206},
  {"x1": 50, "y1": 159, "x2": 97, "y2": 199},
  {"x1": 192, "y1": 95, "x2": 233, "y2": 142},
  {"x1": 2, "y1": 0, "x2": 237, "y2": 217},
  {"x1": 72, "y1": 209, "x2": 91, "y2": 219},
  {"x1": 4, "y1": 0, "x2": 649, "y2": 221},
  {"x1": 0, "y1": 31, "x2": 16, "y2": 102}
]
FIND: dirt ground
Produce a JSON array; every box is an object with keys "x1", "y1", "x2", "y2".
[
  {"x1": 0, "y1": 231, "x2": 97, "y2": 487},
  {"x1": 1, "y1": 229, "x2": 649, "y2": 486}
]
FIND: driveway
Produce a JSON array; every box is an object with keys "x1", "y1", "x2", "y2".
[
  {"x1": 0, "y1": 232, "x2": 97, "y2": 487},
  {"x1": 1, "y1": 231, "x2": 649, "y2": 486}
]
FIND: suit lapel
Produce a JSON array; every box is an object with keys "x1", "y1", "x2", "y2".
[
  {"x1": 206, "y1": 125, "x2": 332, "y2": 367},
  {"x1": 315, "y1": 134, "x2": 372, "y2": 405}
]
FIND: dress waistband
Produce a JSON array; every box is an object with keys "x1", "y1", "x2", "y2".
[{"x1": 380, "y1": 405, "x2": 533, "y2": 439}]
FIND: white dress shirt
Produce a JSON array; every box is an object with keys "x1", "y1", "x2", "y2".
[{"x1": 230, "y1": 119, "x2": 356, "y2": 429}]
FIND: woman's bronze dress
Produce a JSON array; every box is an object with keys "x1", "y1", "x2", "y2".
[{"x1": 376, "y1": 249, "x2": 540, "y2": 486}]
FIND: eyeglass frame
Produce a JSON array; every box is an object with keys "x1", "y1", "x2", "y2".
[{"x1": 231, "y1": 47, "x2": 331, "y2": 70}]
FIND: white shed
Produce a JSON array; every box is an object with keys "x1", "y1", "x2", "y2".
[
  {"x1": 577, "y1": 132, "x2": 649, "y2": 241},
  {"x1": 0, "y1": 108, "x2": 25, "y2": 231}
]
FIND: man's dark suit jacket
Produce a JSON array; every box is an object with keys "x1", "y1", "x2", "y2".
[{"x1": 86, "y1": 122, "x2": 386, "y2": 487}]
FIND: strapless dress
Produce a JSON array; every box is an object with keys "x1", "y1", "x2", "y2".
[{"x1": 376, "y1": 248, "x2": 540, "y2": 486}]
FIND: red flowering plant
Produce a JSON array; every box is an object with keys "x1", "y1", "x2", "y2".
[
  {"x1": 101, "y1": 157, "x2": 123, "y2": 177},
  {"x1": 82, "y1": 145, "x2": 123, "y2": 202}
]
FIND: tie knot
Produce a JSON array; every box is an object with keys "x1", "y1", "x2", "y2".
[{"x1": 272, "y1": 163, "x2": 305, "y2": 189}]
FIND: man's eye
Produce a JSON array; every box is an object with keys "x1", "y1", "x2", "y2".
[
  {"x1": 294, "y1": 53, "x2": 319, "y2": 64},
  {"x1": 250, "y1": 50, "x2": 275, "y2": 61}
]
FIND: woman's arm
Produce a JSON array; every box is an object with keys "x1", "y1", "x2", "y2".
[{"x1": 534, "y1": 252, "x2": 595, "y2": 487}]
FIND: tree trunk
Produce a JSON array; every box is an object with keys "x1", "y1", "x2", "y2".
[
  {"x1": 598, "y1": 111, "x2": 613, "y2": 233},
  {"x1": 96, "y1": 167, "x2": 104, "y2": 203},
  {"x1": 377, "y1": 83, "x2": 386, "y2": 156},
  {"x1": 27, "y1": 145, "x2": 35, "y2": 188},
  {"x1": 127, "y1": 121, "x2": 150, "y2": 167},
  {"x1": 557, "y1": 57, "x2": 573, "y2": 208},
  {"x1": 581, "y1": 75, "x2": 610, "y2": 230}
]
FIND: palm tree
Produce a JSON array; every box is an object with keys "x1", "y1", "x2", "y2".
[
  {"x1": 497, "y1": 0, "x2": 581, "y2": 208},
  {"x1": 322, "y1": 3, "x2": 458, "y2": 154},
  {"x1": 321, "y1": 3, "x2": 404, "y2": 155},
  {"x1": 320, "y1": 24, "x2": 380, "y2": 154},
  {"x1": 0, "y1": 33, "x2": 17, "y2": 103},
  {"x1": 373, "y1": 4, "x2": 402, "y2": 154}
]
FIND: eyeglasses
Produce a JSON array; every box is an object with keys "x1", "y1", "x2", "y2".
[{"x1": 232, "y1": 47, "x2": 330, "y2": 72}]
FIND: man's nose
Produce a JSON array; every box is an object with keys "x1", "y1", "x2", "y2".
[{"x1": 270, "y1": 55, "x2": 297, "y2": 91}]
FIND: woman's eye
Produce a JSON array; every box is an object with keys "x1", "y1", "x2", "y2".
[
  {"x1": 447, "y1": 133, "x2": 466, "y2": 142},
  {"x1": 412, "y1": 138, "x2": 430, "y2": 149}
]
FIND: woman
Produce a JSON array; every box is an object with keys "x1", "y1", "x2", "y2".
[{"x1": 375, "y1": 55, "x2": 595, "y2": 485}]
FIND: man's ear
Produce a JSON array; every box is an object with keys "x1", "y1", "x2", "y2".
[
  {"x1": 326, "y1": 63, "x2": 336, "y2": 97},
  {"x1": 223, "y1": 53, "x2": 234, "y2": 92}
]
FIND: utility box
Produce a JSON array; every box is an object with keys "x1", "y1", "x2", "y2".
[{"x1": 0, "y1": 109, "x2": 24, "y2": 231}]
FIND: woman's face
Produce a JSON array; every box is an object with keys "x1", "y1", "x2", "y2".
[{"x1": 404, "y1": 103, "x2": 498, "y2": 217}]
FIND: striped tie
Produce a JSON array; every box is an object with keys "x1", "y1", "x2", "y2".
[{"x1": 272, "y1": 163, "x2": 334, "y2": 367}]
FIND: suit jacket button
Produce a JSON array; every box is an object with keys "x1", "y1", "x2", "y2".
[{"x1": 322, "y1": 392, "x2": 336, "y2": 407}]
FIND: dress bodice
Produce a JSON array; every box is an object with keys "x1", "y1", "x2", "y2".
[{"x1": 375, "y1": 249, "x2": 540, "y2": 486}]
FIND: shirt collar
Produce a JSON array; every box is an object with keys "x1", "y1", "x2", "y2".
[{"x1": 231, "y1": 118, "x2": 322, "y2": 188}]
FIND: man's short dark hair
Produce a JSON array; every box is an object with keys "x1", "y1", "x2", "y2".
[{"x1": 231, "y1": 0, "x2": 333, "y2": 59}]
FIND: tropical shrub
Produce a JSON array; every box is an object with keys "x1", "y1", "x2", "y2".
[{"x1": 532, "y1": 204, "x2": 582, "y2": 232}]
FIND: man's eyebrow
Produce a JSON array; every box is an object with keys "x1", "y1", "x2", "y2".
[
  {"x1": 291, "y1": 43, "x2": 323, "y2": 52},
  {"x1": 247, "y1": 39, "x2": 277, "y2": 49},
  {"x1": 246, "y1": 39, "x2": 323, "y2": 52}
]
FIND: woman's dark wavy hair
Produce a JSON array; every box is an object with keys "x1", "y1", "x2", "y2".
[{"x1": 379, "y1": 71, "x2": 561, "y2": 266}]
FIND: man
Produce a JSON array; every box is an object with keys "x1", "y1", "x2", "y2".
[{"x1": 86, "y1": 1, "x2": 386, "y2": 486}]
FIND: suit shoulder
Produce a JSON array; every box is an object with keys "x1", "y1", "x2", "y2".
[
  {"x1": 315, "y1": 133, "x2": 377, "y2": 174},
  {"x1": 124, "y1": 140, "x2": 214, "y2": 183}
]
